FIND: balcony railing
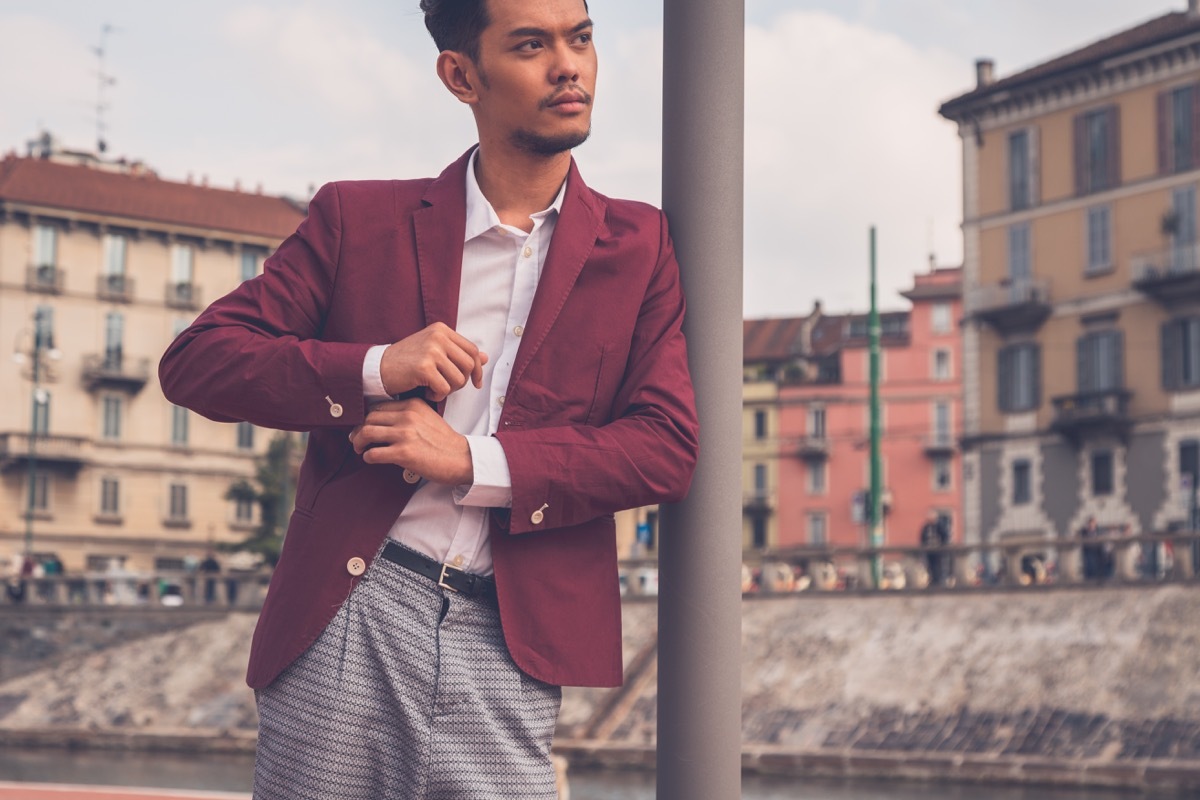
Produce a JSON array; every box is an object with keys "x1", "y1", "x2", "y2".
[
  {"x1": 26, "y1": 264, "x2": 64, "y2": 294},
  {"x1": 1051, "y1": 388, "x2": 1133, "y2": 445},
  {"x1": 82, "y1": 353, "x2": 151, "y2": 392},
  {"x1": 968, "y1": 278, "x2": 1052, "y2": 334},
  {"x1": 795, "y1": 435, "x2": 830, "y2": 459},
  {"x1": 97, "y1": 273, "x2": 134, "y2": 302},
  {"x1": 923, "y1": 434, "x2": 957, "y2": 457},
  {"x1": 0, "y1": 432, "x2": 87, "y2": 472},
  {"x1": 1132, "y1": 243, "x2": 1200, "y2": 305},
  {"x1": 743, "y1": 492, "x2": 775, "y2": 514},
  {"x1": 165, "y1": 281, "x2": 201, "y2": 309}
]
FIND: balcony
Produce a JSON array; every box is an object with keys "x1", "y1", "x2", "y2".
[
  {"x1": 0, "y1": 432, "x2": 87, "y2": 473},
  {"x1": 744, "y1": 492, "x2": 775, "y2": 515},
  {"x1": 1132, "y1": 244, "x2": 1200, "y2": 306},
  {"x1": 97, "y1": 273, "x2": 134, "y2": 303},
  {"x1": 795, "y1": 435, "x2": 830, "y2": 460},
  {"x1": 1051, "y1": 388, "x2": 1133, "y2": 445},
  {"x1": 923, "y1": 434, "x2": 957, "y2": 457},
  {"x1": 26, "y1": 264, "x2": 64, "y2": 294},
  {"x1": 165, "y1": 281, "x2": 201, "y2": 310},
  {"x1": 82, "y1": 353, "x2": 151, "y2": 393},
  {"x1": 969, "y1": 278, "x2": 1052, "y2": 334}
]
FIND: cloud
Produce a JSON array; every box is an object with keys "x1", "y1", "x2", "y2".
[{"x1": 743, "y1": 10, "x2": 968, "y2": 317}]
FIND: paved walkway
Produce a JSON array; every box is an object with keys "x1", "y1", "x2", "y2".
[{"x1": 0, "y1": 783, "x2": 248, "y2": 799}]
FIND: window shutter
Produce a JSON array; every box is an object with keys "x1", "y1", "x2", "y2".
[
  {"x1": 1077, "y1": 336, "x2": 1092, "y2": 394},
  {"x1": 1073, "y1": 114, "x2": 1088, "y2": 196},
  {"x1": 1111, "y1": 330, "x2": 1124, "y2": 390},
  {"x1": 1107, "y1": 105, "x2": 1122, "y2": 189},
  {"x1": 998, "y1": 347, "x2": 1012, "y2": 412},
  {"x1": 1160, "y1": 91, "x2": 1172, "y2": 175},
  {"x1": 1028, "y1": 126, "x2": 1041, "y2": 207},
  {"x1": 1163, "y1": 320, "x2": 1181, "y2": 390},
  {"x1": 1031, "y1": 344, "x2": 1042, "y2": 409}
]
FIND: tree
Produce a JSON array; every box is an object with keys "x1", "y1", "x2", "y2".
[{"x1": 224, "y1": 432, "x2": 297, "y2": 566}]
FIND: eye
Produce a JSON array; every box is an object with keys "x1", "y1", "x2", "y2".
[
  {"x1": 517, "y1": 39, "x2": 543, "y2": 52},
  {"x1": 575, "y1": 32, "x2": 592, "y2": 46}
]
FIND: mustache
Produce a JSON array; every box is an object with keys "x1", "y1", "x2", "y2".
[{"x1": 539, "y1": 87, "x2": 593, "y2": 110}]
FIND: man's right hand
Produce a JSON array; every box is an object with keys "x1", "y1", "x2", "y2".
[{"x1": 380, "y1": 322, "x2": 488, "y2": 402}]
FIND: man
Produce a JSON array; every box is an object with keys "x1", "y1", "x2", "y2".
[
  {"x1": 919, "y1": 510, "x2": 948, "y2": 587},
  {"x1": 158, "y1": 0, "x2": 698, "y2": 797}
]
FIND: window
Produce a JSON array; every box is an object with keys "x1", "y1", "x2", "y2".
[
  {"x1": 933, "y1": 401, "x2": 951, "y2": 442},
  {"x1": 34, "y1": 305, "x2": 54, "y2": 350},
  {"x1": 103, "y1": 233, "x2": 127, "y2": 277},
  {"x1": 1074, "y1": 106, "x2": 1120, "y2": 195},
  {"x1": 1161, "y1": 317, "x2": 1200, "y2": 390},
  {"x1": 171, "y1": 244, "x2": 195, "y2": 286},
  {"x1": 998, "y1": 343, "x2": 1040, "y2": 413},
  {"x1": 1012, "y1": 460, "x2": 1032, "y2": 505},
  {"x1": 32, "y1": 390, "x2": 50, "y2": 435},
  {"x1": 1007, "y1": 223, "x2": 1032, "y2": 287},
  {"x1": 881, "y1": 316, "x2": 907, "y2": 337},
  {"x1": 807, "y1": 512, "x2": 828, "y2": 547},
  {"x1": 808, "y1": 460, "x2": 827, "y2": 494},
  {"x1": 1009, "y1": 129, "x2": 1033, "y2": 211},
  {"x1": 1171, "y1": 186, "x2": 1198, "y2": 273},
  {"x1": 237, "y1": 421, "x2": 255, "y2": 450},
  {"x1": 1159, "y1": 85, "x2": 1196, "y2": 175},
  {"x1": 104, "y1": 312, "x2": 124, "y2": 369},
  {"x1": 933, "y1": 349, "x2": 952, "y2": 381},
  {"x1": 808, "y1": 405, "x2": 826, "y2": 439},
  {"x1": 28, "y1": 470, "x2": 49, "y2": 512},
  {"x1": 235, "y1": 496, "x2": 255, "y2": 523},
  {"x1": 933, "y1": 456, "x2": 952, "y2": 492},
  {"x1": 1077, "y1": 330, "x2": 1123, "y2": 393},
  {"x1": 168, "y1": 483, "x2": 189, "y2": 521},
  {"x1": 751, "y1": 517, "x2": 767, "y2": 549},
  {"x1": 1091, "y1": 450, "x2": 1114, "y2": 496},
  {"x1": 1086, "y1": 206, "x2": 1112, "y2": 274},
  {"x1": 753, "y1": 462, "x2": 767, "y2": 496},
  {"x1": 931, "y1": 302, "x2": 952, "y2": 335},
  {"x1": 171, "y1": 405, "x2": 189, "y2": 446},
  {"x1": 102, "y1": 395, "x2": 122, "y2": 440},
  {"x1": 848, "y1": 318, "x2": 868, "y2": 338},
  {"x1": 155, "y1": 557, "x2": 186, "y2": 572},
  {"x1": 100, "y1": 476, "x2": 120, "y2": 515},
  {"x1": 34, "y1": 224, "x2": 57, "y2": 267},
  {"x1": 240, "y1": 250, "x2": 262, "y2": 282},
  {"x1": 753, "y1": 409, "x2": 767, "y2": 440}
]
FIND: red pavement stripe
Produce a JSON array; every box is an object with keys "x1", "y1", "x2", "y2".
[{"x1": 0, "y1": 783, "x2": 249, "y2": 800}]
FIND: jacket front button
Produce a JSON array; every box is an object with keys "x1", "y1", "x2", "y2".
[
  {"x1": 329, "y1": 403, "x2": 344, "y2": 418},
  {"x1": 403, "y1": 469, "x2": 421, "y2": 484},
  {"x1": 346, "y1": 557, "x2": 366, "y2": 576}
]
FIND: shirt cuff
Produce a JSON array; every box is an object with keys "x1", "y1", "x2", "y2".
[
  {"x1": 454, "y1": 435, "x2": 513, "y2": 508},
  {"x1": 362, "y1": 344, "x2": 391, "y2": 402}
]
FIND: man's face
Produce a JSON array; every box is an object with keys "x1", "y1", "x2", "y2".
[{"x1": 471, "y1": 0, "x2": 596, "y2": 155}]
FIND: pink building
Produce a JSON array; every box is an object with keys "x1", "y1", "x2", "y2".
[{"x1": 743, "y1": 267, "x2": 962, "y2": 551}]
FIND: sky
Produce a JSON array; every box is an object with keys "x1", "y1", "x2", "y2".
[{"x1": 0, "y1": 0, "x2": 1184, "y2": 318}]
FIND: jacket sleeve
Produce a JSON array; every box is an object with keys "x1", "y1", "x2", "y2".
[
  {"x1": 494, "y1": 211, "x2": 700, "y2": 533},
  {"x1": 158, "y1": 183, "x2": 373, "y2": 431}
]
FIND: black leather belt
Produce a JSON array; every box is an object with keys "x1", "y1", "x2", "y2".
[{"x1": 380, "y1": 540, "x2": 498, "y2": 607}]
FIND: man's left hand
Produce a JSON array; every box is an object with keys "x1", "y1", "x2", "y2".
[{"x1": 349, "y1": 399, "x2": 473, "y2": 485}]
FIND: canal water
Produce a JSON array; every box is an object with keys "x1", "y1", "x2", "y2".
[{"x1": 0, "y1": 748, "x2": 1173, "y2": 798}]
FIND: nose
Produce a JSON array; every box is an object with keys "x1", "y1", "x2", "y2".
[{"x1": 549, "y1": 43, "x2": 580, "y2": 84}]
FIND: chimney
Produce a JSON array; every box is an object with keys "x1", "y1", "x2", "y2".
[{"x1": 975, "y1": 58, "x2": 995, "y2": 89}]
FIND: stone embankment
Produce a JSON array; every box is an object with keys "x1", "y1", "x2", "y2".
[{"x1": 2, "y1": 585, "x2": 1199, "y2": 791}]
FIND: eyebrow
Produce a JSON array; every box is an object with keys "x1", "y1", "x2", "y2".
[{"x1": 506, "y1": 19, "x2": 594, "y2": 39}]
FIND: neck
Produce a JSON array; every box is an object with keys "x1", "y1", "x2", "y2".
[{"x1": 473, "y1": 139, "x2": 570, "y2": 232}]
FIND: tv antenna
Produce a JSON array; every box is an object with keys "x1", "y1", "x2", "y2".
[{"x1": 93, "y1": 24, "x2": 121, "y2": 154}]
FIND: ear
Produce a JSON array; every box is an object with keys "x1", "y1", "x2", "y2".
[{"x1": 436, "y1": 51, "x2": 480, "y2": 105}]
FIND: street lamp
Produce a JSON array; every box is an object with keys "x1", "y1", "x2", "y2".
[{"x1": 12, "y1": 307, "x2": 61, "y2": 559}]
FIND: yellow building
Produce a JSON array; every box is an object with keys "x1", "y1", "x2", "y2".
[
  {"x1": 0, "y1": 135, "x2": 302, "y2": 572},
  {"x1": 941, "y1": 4, "x2": 1200, "y2": 549}
]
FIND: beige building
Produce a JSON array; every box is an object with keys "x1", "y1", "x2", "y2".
[
  {"x1": 941, "y1": 4, "x2": 1200, "y2": 549},
  {"x1": 0, "y1": 136, "x2": 303, "y2": 572}
]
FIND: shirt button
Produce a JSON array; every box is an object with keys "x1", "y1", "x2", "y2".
[
  {"x1": 403, "y1": 469, "x2": 421, "y2": 484},
  {"x1": 452, "y1": 554, "x2": 464, "y2": 567},
  {"x1": 522, "y1": 246, "x2": 533, "y2": 258},
  {"x1": 346, "y1": 557, "x2": 366, "y2": 576},
  {"x1": 329, "y1": 403, "x2": 344, "y2": 419},
  {"x1": 498, "y1": 395, "x2": 506, "y2": 406},
  {"x1": 513, "y1": 325, "x2": 524, "y2": 337}
]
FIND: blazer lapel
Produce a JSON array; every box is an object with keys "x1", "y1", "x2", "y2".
[
  {"x1": 510, "y1": 158, "x2": 608, "y2": 387},
  {"x1": 412, "y1": 149, "x2": 472, "y2": 331}
]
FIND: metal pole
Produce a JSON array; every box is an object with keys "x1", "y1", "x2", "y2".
[
  {"x1": 24, "y1": 309, "x2": 44, "y2": 559},
  {"x1": 658, "y1": 0, "x2": 744, "y2": 797},
  {"x1": 868, "y1": 227, "x2": 883, "y2": 586}
]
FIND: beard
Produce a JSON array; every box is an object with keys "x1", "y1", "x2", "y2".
[{"x1": 509, "y1": 126, "x2": 591, "y2": 156}]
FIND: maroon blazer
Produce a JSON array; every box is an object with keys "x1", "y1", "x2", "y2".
[{"x1": 159, "y1": 149, "x2": 699, "y2": 689}]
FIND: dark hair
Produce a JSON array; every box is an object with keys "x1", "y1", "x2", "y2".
[{"x1": 420, "y1": 0, "x2": 491, "y2": 63}]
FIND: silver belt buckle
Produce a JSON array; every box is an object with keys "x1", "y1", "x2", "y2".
[{"x1": 438, "y1": 562, "x2": 463, "y2": 593}]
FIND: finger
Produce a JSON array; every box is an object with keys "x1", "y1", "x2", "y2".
[
  {"x1": 471, "y1": 352, "x2": 487, "y2": 389},
  {"x1": 443, "y1": 328, "x2": 481, "y2": 360},
  {"x1": 443, "y1": 347, "x2": 478, "y2": 389}
]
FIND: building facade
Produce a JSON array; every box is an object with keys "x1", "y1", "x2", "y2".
[
  {"x1": 0, "y1": 137, "x2": 303, "y2": 572},
  {"x1": 742, "y1": 267, "x2": 963, "y2": 553},
  {"x1": 941, "y1": 4, "x2": 1200, "y2": 549}
]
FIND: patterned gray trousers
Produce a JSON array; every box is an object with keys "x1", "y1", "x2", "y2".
[{"x1": 254, "y1": 546, "x2": 562, "y2": 799}]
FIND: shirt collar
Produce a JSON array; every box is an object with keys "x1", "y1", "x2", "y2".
[{"x1": 463, "y1": 148, "x2": 567, "y2": 243}]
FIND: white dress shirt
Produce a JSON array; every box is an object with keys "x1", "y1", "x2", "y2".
[{"x1": 361, "y1": 150, "x2": 565, "y2": 576}]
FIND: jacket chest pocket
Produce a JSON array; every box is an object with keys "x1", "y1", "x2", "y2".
[{"x1": 510, "y1": 342, "x2": 609, "y2": 426}]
